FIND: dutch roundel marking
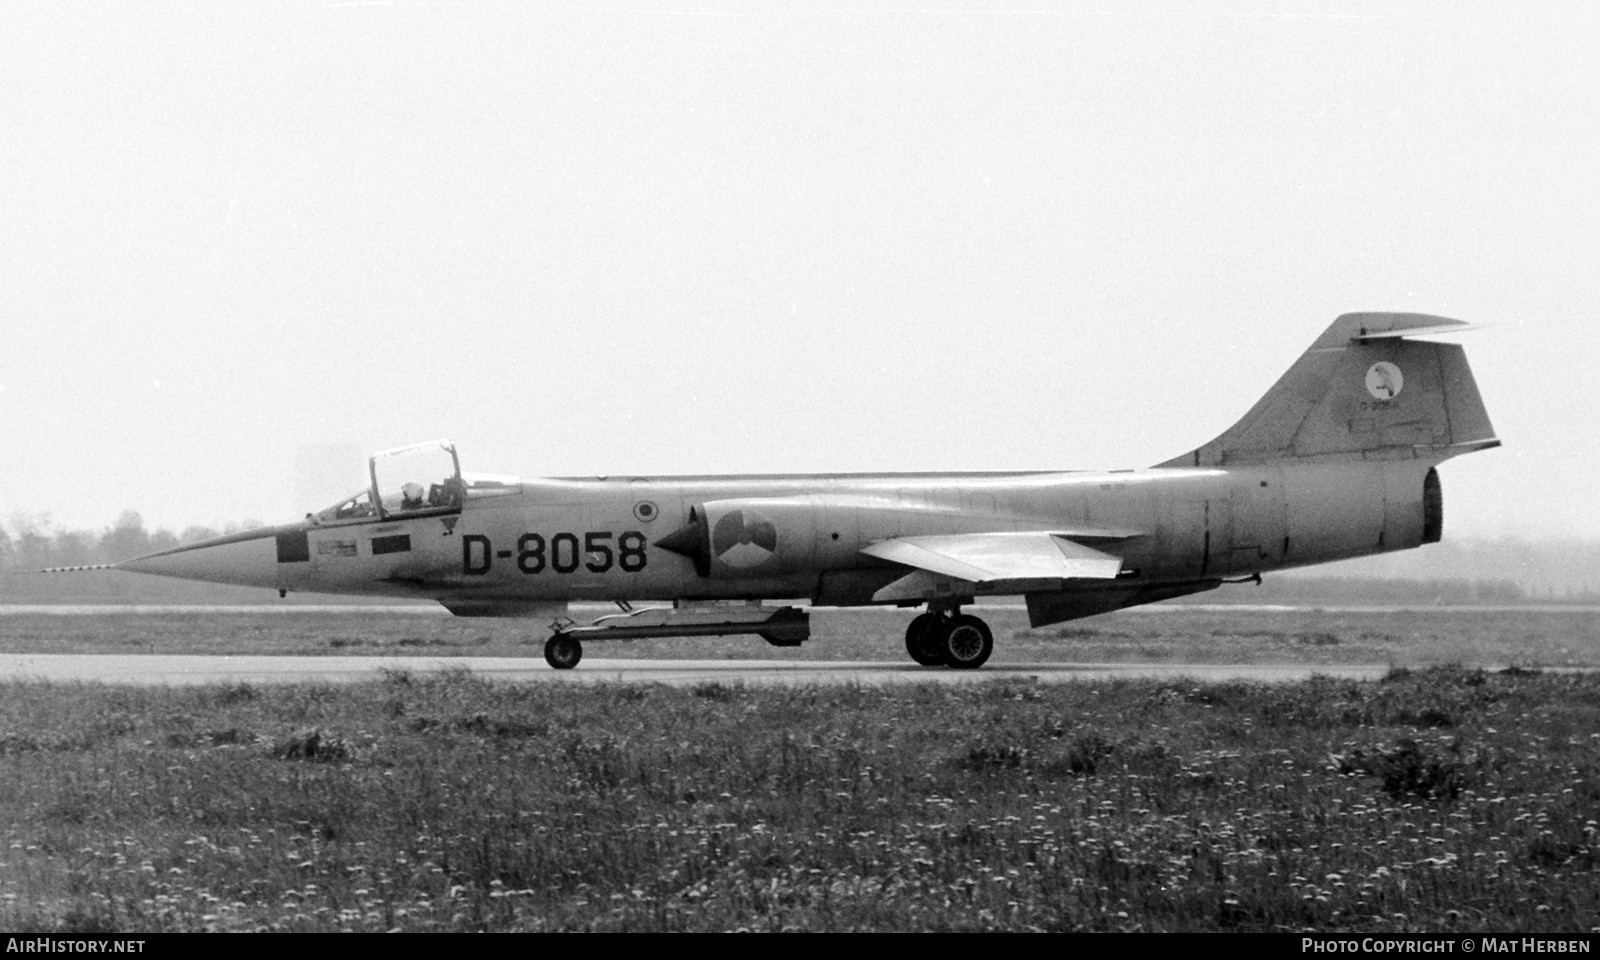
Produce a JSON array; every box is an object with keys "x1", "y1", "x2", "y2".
[
  {"x1": 712, "y1": 509, "x2": 777, "y2": 569},
  {"x1": 1365, "y1": 361, "x2": 1404, "y2": 400},
  {"x1": 633, "y1": 500, "x2": 659, "y2": 523}
]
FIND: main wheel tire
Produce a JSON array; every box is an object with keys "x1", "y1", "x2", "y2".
[
  {"x1": 904, "y1": 613, "x2": 944, "y2": 666},
  {"x1": 544, "y1": 633, "x2": 583, "y2": 670},
  {"x1": 941, "y1": 614, "x2": 993, "y2": 669}
]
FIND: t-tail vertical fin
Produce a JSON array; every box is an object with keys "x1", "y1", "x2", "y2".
[{"x1": 1156, "y1": 312, "x2": 1499, "y2": 468}]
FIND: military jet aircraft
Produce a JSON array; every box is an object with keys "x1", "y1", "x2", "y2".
[{"x1": 105, "y1": 312, "x2": 1497, "y2": 669}]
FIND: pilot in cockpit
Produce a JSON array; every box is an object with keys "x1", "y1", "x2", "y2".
[{"x1": 401, "y1": 482, "x2": 426, "y2": 511}]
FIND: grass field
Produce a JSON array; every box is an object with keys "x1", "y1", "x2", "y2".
[
  {"x1": 2, "y1": 604, "x2": 1598, "y2": 666},
  {"x1": 2, "y1": 667, "x2": 1598, "y2": 932},
  {"x1": 0, "y1": 606, "x2": 1597, "y2": 932}
]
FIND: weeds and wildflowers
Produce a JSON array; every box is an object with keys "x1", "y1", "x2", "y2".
[{"x1": 1, "y1": 667, "x2": 1597, "y2": 932}]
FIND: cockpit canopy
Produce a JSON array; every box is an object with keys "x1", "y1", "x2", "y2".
[
  {"x1": 371, "y1": 439, "x2": 464, "y2": 516},
  {"x1": 312, "y1": 440, "x2": 516, "y2": 525},
  {"x1": 321, "y1": 489, "x2": 378, "y2": 522}
]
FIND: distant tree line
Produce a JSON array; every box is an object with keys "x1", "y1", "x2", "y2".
[
  {"x1": 0, "y1": 512, "x2": 369, "y2": 605},
  {"x1": 1, "y1": 511, "x2": 264, "y2": 571},
  {"x1": 1210, "y1": 575, "x2": 1539, "y2": 606}
]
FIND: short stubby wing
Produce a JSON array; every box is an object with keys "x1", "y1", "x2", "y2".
[{"x1": 862, "y1": 532, "x2": 1124, "y2": 602}]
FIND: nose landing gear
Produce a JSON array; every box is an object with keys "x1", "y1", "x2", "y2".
[
  {"x1": 544, "y1": 633, "x2": 583, "y2": 670},
  {"x1": 903, "y1": 606, "x2": 994, "y2": 669}
]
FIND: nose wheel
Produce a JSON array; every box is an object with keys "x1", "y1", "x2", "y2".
[
  {"x1": 904, "y1": 609, "x2": 994, "y2": 669},
  {"x1": 544, "y1": 633, "x2": 583, "y2": 670}
]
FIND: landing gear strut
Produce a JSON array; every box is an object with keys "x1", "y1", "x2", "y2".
[{"x1": 904, "y1": 607, "x2": 994, "y2": 669}]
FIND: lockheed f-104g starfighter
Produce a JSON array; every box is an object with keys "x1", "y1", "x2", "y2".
[{"x1": 103, "y1": 312, "x2": 1498, "y2": 669}]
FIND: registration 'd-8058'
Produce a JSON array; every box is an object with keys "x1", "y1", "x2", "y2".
[{"x1": 461, "y1": 532, "x2": 646, "y2": 576}]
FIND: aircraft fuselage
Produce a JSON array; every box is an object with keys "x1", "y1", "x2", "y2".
[{"x1": 153, "y1": 458, "x2": 1437, "y2": 609}]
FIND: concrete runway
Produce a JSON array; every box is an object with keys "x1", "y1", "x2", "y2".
[{"x1": 0, "y1": 653, "x2": 1396, "y2": 686}]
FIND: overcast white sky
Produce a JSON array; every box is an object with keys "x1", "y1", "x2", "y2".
[{"x1": 1, "y1": 2, "x2": 1596, "y2": 540}]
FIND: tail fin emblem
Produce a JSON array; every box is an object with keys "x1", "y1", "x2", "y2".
[{"x1": 1365, "y1": 361, "x2": 1404, "y2": 400}]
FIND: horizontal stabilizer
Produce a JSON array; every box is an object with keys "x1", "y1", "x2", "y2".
[
  {"x1": 1351, "y1": 323, "x2": 1480, "y2": 341},
  {"x1": 862, "y1": 532, "x2": 1125, "y2": 601},
  {"x1": 1336, "y1": 312, "x2": 1477, "y2": 343}
]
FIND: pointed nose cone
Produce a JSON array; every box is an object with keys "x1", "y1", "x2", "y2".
[{"x1": 118, "y1": 525, "x2": 289, "y2": 589}]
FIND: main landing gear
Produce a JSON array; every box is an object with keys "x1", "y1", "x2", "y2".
[{"x1": 904, "y1": 607, "x2": 994, "y2": 669}]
